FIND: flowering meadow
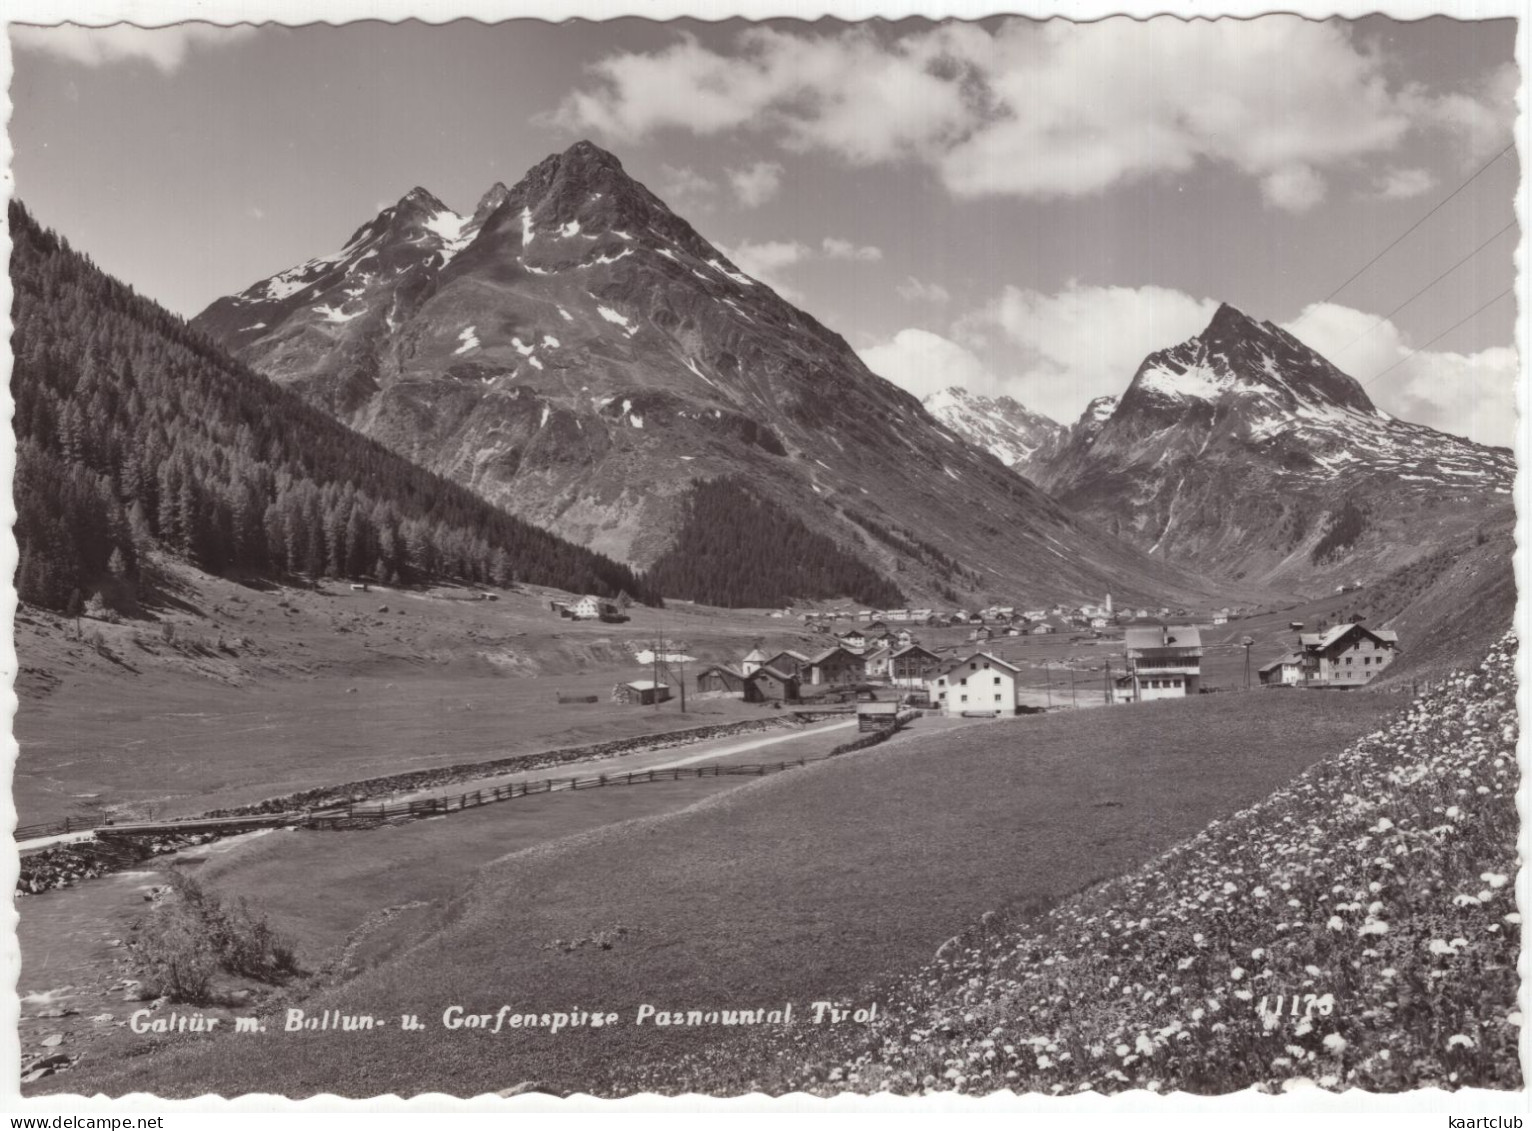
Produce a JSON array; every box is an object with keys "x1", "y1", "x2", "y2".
[{"x1": 795, "y1": 633, "x2": 1521, "y2": 1095}]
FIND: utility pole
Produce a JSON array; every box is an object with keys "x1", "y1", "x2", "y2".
[
  {"x1": 1104, "y1": 658, "x2": 1112, "y2": 705},
  {"x1": 653, "y1": 629, "x2": 662, "y2": 710},
  {"x1": 677, "y1": 639, "x2": 687, "y2": 713},
  {"x1": 1070, "y1": 665, "x2": 1077, "y2": 708},
  {"x1": 1043, "y1": 660, "x2": 1051, "y2": 708},
  {"x1": 1242, "y1": 635, "x2": 1254, "y2": 691}
]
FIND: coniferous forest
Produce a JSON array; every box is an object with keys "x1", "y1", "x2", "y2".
[
  {"x1": 646, "y1": 477, "x2": 905, "y2": 609},
  {"x1": 9, "y1": 201, "x2": 659, "y2": 611}
]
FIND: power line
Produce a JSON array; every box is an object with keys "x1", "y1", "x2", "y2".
[
  {"x1": 1328, "y1": 219, "x2": 1518, "y2": 359},
  {"x1": 1360, "y1": 286, "x2": 1514, "y2": 389},
  {"x1": 1288, "y1": 142, "x2": 1515, "y2": 333}
]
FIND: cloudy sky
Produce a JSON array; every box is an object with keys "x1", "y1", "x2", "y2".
[{"x1": 10, "y1": 16, "x2": 1520, "y2": 445}]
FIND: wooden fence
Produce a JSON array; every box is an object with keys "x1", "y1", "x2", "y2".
[
  {"x1": 14, "y1": 814, "x2": 106, "y2": 842},
  {"x1": 306, "y1": 708, "x2": 921, "y2": 831},
  {"x1": 15, "y1": 706, "x2": 916, "y2": 843},
  {"x1": 304, "y1": 760, "x2": 816, "y2": 829}
]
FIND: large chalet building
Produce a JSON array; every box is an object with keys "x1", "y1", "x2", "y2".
[
  {"x1": 1297, "y1": 623, "x2": 1400, "y2": 686},
  {"x1": 1116, "y1": 624, "x2": 1203, "y2": 702}
]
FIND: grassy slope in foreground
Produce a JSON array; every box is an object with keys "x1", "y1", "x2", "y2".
[
  {"x1": 46, "y1": 691, "x2": 1398, "y2": 1098},
  {"x1": 752, "y1": 633, "x2": 1519, "y2": 1096}
]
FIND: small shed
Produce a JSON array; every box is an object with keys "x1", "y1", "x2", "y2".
[
  {"x1": 856, "y1": 701, "x2": 901, "y2": 732},
  {"x1": 613, "y1": 680, "x2": 672, "y2": 706}
]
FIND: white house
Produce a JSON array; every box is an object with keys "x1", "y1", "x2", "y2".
[
  {"x1": 1258, "y1": 652, "x2": 1303, "y2": 686},
  {"x1": 740, "y1": 647, "x2": 769, "y2": 676},
  {"x1": 927, "y1": 652, "x2": 1023, "y2": 717},
  {"x1": 570, "y1": 595, "x2": 603, "y2": 620},
  {"x1": 1122, "y1": 624, "x2": 1203, "y2": 701}
]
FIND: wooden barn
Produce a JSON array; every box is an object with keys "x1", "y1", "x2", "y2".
[
  {"x1": 888, "y1": 644, "x2": 942, "y2": 688},
  {"x1": 807, "y1": 646, "x2": 865, "y2": 686},
  {"x1": 745, "y1": 665, "x2": 800, "y2": 703},
  {"x1": 761, "y1": 650, "x2": 811, "y2": 680},
  {"x1": 695, "y1": 665, "x2": 747, "y2": 696}
]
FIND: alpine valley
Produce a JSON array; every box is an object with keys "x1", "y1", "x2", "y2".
[
  {"x1": 934, "y1": 304, "x2": 1514, "y2": 593},
  {"x1": 193, "y1": 141, "x2": 1231, "y2": 607}
]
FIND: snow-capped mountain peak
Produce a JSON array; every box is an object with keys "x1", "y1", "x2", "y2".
[
  {"x1": 921, "y1": 386, "x2": 1064, "y2": 475},
  {"x1": 191, "y1": 140, "x2": 1203, "y2": 607},
  {"x1": 1034, "y1": 301, "x2": 1513, "y2": 590}
]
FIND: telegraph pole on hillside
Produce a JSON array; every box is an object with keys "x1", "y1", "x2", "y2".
[
  {"x1": 676, "y1": 635, "x2": 687, "y2": 714},
  {"x1": 1242, "y1": 635, "x2": 1254, "y2": 691}
]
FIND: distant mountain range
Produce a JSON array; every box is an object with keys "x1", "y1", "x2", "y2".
[
  {"x1": 193, "y1": 140, "x2": 1230, "y2": 608},
  {"x1": 920, "y1": 387, "x2": 1064, "y2": 470},
  {"x1": 930, "y1": 303, "x2": 1513, "y2": 591}
]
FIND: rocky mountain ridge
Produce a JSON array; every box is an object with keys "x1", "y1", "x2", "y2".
[
  {"x1": 194, "y1": 141, "x2": 1232, "y2": 607},
  {"x1": 1034, "y1": 303, "x2": 1513, "y2": 590}
]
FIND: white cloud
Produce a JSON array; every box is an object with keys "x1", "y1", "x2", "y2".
[
  {"x1": 553, "y1": 20, "x2": 1513, "y2": 206},
  {"x1": 1365, "y1": 167, "x2": 1438, "y2": 201},
  {"x1": 957, "y1": 282, "x2": 1219, "y2": 423},
  {"x1": 1261, "y1": 165, "x2": 1327, "y2": 212},
  {"x1": 656, "y1": 164, "x2": 718, "y2": 211},
  {"x1": 897, "y1": 276, "x2": 951, "y2": 305},
  {"x1": 858, "y1": 329, "x2": 1002, "y2": 402},
  {"x1": 819, "y1": 236, "x2": 881, "y2": 262},
  {"x1": 1283, "y1": 302, "x2": 1517, "y2": 448},
  {"x1": 728, "y1": 161, "x2": 784, "y2": 208},
  {"x1": 723, "y1": 235, "x2": 883, "y2": 301},
  {"x1": 11, "y1": 22, "x2": 256, "y2": 74}
]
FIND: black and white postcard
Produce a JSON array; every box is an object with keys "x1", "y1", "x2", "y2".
[{"x1": 4, "y1": 0, "x2": 1524, "y2": 1119}]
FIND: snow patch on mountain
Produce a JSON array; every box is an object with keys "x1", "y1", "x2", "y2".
[
  {"x1": 314, "y1": 303, "x2": 361, "y2": 324},
  {"x1": 454, "y1": 326, "x2": 479, "y2": 355},
  {"x1": 707, "y1": 259, "x2": 754, "y2": 286},
  {"x1": 597, "y1": 306, "x2": 636, "y2": 336}
]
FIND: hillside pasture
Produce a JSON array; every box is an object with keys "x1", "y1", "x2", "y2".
[
  {"x1": 42, "y1": 690, "x2": 1400, "y2": 1098},
  {"x1": 13, "y1": 572, "x2": 829, "y2": 826}
]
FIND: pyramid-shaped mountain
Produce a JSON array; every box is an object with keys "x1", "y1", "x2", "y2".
[
  {"x1": 193, "y1": 141, "x2": 1227, "y2": 606},
  {"x1": 1033, "y1": 303, "x2": 1514, "y2": 590}
]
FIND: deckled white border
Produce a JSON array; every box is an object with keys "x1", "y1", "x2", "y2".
[{"x1": 0, "y1": 0, "x2": 1524, "y2": 1121}]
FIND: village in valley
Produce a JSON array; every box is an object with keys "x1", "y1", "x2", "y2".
[
  {"x1": 9, "y1": 13, "x2": 1519, "y2": 1107},
  {"x1": 548, "y1": 586, "x2": 1404, "y2": 723}
]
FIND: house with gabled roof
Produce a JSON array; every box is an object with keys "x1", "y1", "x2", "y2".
[
  {"x1": 741, "y1": 647, "x2": 770, "y2": 676},
  {"x1": 807, "y1": 646, "x2": 865, "y2": 686},
  {"x1": 927, "y1": 651, "x2": 1024, "y2": 717},
  {"x1": 744, "y1": 665, "x2": 800, "y2": 703},
  {"x1": 888, "y1": 644, "x2": 942, "y2": 689},
  {"x1": 695, "y1": 665, "x2": 747, "y2": 696},
  {"x1": 760, "y1": 650, "x2": 811, "y2": 680},
  {"x1": 1297, "y1": 623, "x2": 1399, "y2": 687},
  {"x1": 1258, "y1": 653, "x2": 1303, "y2": 687},
  {"x1": 862, "y1": 644, "x2": 893, "y2": 679}
]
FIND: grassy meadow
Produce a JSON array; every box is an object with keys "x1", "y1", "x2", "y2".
[
  {"x1": 35, "y1": 689, "x2": 1401, "y2": 1097},
  {"x1": 732, "y1": 635, "x2": 1521, "y2": 1096}
]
